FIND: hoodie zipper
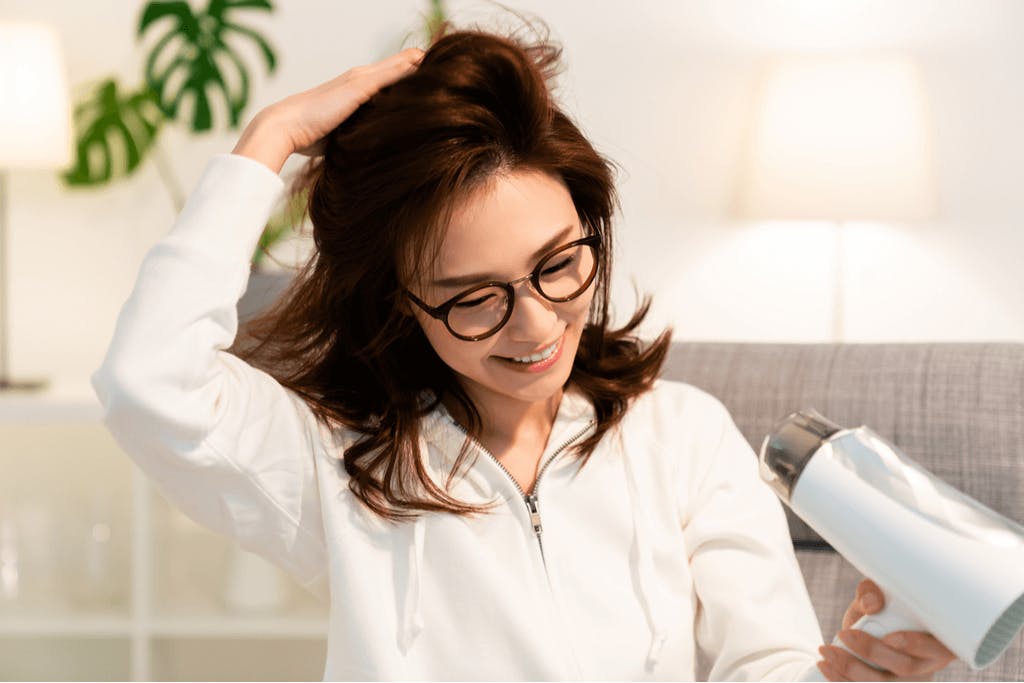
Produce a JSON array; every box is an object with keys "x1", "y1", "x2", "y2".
[{"x1": 445, "y1": 416, "x2": 595, "y2": 568}]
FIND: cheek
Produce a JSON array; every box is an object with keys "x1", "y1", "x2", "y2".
[
  {"x1": 416, "y1": 315, "x2": 496, "y2": 369},
  {"x1": 417, "y1": 316, "x2": 457, "y2": 355},
  {"x1": 565, "y1": 289, "x2": 596, "y2": 327}
]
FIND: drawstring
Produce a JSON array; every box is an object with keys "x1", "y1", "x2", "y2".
[
  {"x1": 396, "y1": 394, "x2": 603, "y2": 658},
  {"x1": 397, "y1": 434, "x2": 429, "y2": 654},
  {"x1": 397, "y1": 514, "x2": 425, "y2": 653},
  {"x1": 620, "y1": 432, "x2": 670, "y2": 671}
]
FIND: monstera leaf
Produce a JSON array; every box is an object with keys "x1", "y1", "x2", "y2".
[
  {"x1": 63, "y1": 79, "x2": 165, "y2": 186},
  {"x1": 138, "y1": 0, "x2": 276, "y2": 132}
]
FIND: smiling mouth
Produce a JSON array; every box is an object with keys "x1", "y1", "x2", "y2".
[
  {"x1": 505, "y1": 339, "x2": 560, "y2": 364},
  {"x1": 491, "y1": 334, "x2": 567, "y2": 375}
]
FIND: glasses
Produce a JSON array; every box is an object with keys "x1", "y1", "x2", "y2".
[{"x1": 406, "y1": 234, "x2": 601, "y2": 341}]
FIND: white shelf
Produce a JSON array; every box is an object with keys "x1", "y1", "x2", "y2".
[
  {"x1": 0, "y1": 615, "x2": 134, "y2": 637},
  {"x1": 0, "y1": 378, "x2": 101, "y2": 423},
  {"x1": 149, "y1": 616, "x2": 328, "y2": 638},
  {"x1": 0, "y1": 416, "x2": 329, "y2": 681},
  {"x1": 0, "y1": 615, "x2": 327, "y2": 639}
]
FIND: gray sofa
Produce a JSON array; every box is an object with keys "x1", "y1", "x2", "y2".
[{"x1": 662, "y1": 342, "x2": 1024, "y2": 682}]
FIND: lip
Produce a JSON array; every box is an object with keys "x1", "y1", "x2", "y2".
[
  {"x1": 495, "y1": 334, "x2": 565, "y2": 373},
  {"x1": 506, "y1": 336, "x2": 562, "y2": 360}
]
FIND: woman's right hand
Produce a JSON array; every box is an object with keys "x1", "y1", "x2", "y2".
[{"x1": 233, "y1": 46, "x2": 425, "y2": 173}]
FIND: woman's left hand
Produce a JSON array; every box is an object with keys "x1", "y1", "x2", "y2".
[{"x1": 817, "y1": 579, "x2": 958, "y2": 681}]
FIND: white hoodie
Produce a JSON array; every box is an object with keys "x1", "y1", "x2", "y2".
[{"x1": 91, "y1": 153, "x2": 826, "y2": 681}]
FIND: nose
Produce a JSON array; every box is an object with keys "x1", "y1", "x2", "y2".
[{"x1": 504, "y1": 279, "x2": 559, "y2": 342}]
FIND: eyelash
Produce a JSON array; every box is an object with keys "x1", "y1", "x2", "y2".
[
  {"x1": 542, "y1": 255, "x2": 574, "y2": 276},
  {"x1": 452, "y1": 255, "x2": 576, "y2": 308},
  {"x1": 454, "y1": 295, "x2": 494, "y2": 308}
]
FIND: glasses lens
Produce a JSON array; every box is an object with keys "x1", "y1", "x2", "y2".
[
  {"x1": 537, "y1": 242, "x2": 598, "y2": 300},
  {"x1": 446, "y1": 285, "x2": 509, "y2": 339}
]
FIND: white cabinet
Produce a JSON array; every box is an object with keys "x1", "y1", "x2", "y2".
[{"x1": 0, "y1": 382, "x2": 329, "y2": 681}]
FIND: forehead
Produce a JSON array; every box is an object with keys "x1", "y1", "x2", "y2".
[{"x1": 433, "y1": 169, "x2": 578, "y2": 280}]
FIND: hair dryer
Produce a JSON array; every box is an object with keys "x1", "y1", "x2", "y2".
[{"x1": 758, "y1": 409, "x2": 1024, "y2": 675}]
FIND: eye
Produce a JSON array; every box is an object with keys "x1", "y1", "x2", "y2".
[
  {"x1": 454, "y1": 293, "x2": 496, "y2": 308},
  {"x1": 541, "y1": 255, "x2": 574, "y2": 276}
]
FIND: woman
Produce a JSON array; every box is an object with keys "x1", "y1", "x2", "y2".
[{"x1": 92, "y1": 20, "x2": 955, "y2": 681}]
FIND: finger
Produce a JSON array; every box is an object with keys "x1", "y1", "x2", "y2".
[
  {"x1": 855, "y1": 578, "x2": 885, "y2": 613},
  {"x1": 837, "y1": 630, "x2": 932, "y2": 678},
  {"x1": 882, "y1": 632, "x2": 958, "y2": 672},
  {"x1": 271, "y1": 47, "x2": 426, "y2": 158},
  {"x1": 841, "y1": 602, "x2": 865, "y2": 631},
  {"x1": 843, "y1": 579, "x2": 885, "y2": 630},
  {"x1": 379, "y1": 47, "x2": 426, "y2": 66},
  {"x1": 822, "y1": 644, "x2": 896, "y2": 682},
  {"x1": 340, "y1": 49, "x2": 424, "y2": 101},
  {"x1": 363, "y1": 47, "x2": 425, "y2": 77},
  {"x1": 315, "y1": 48, "x2": 423, "y2": 97},
  {"x1": 818, "y1": 659, "x2": 852, "y2": 682}
]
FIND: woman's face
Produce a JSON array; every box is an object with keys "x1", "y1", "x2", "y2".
[{"x1": 409, "y1": 169, "x2": 595, "y2": 410}]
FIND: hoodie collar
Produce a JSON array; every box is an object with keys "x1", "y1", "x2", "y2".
[
  {"x1": 400, "y1": 388, "x2": 668, "y2": 668},
  {"x1": 420, "y1": 385, "x2": 595, "y2": 462},
  {"x1": 397, "y1": 386, "x2": 596, "y2": 655}
]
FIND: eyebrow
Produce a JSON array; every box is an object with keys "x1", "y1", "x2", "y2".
[{"x1": 432, "y1": 224, "x2": 578, "y2": 288}]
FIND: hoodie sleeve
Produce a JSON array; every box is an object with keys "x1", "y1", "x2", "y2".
[
  {"x1": 680, "y1": 393, "x2": 824, "y2": 681},
  {"x1": 90, "y1": 153, "x2": 328, "y2": 599}
]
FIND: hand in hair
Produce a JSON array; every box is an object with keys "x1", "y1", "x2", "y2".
[{"x1": 232, "y1": 47, "x2": 426, "y2": 173}]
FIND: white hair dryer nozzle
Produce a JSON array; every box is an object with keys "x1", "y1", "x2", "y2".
[{"x1": 760, "y1": 409, "x2": 1024, "y2": 672}]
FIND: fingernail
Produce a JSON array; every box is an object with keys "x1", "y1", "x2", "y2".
[{"x1": 861, "y1": 594, "x2": 880, "y2": 611}]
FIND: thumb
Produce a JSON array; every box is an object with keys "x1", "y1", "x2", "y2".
[
  {"x1": 842, "y1": 578, "x2": 884, "y2": 630},
  {"x1": 856, "y1": 578, "x2": 885, "y2": 613}
]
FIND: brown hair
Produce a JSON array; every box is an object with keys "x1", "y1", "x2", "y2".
[{"x1": 231, "y1": 18, "x2": 672, "y2": 523}]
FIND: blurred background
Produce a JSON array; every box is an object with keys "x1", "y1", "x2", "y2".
[{"x1": 1, "y1": 0, "x2": 1022, "y2": 680}]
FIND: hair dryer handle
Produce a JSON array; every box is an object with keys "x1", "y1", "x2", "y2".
[
  {"x1": 834, "y1": 591, "x2": 927, "y2": 671},
  {"x1": 802, "y1": 593, "x2": 928, "y2": 681}
]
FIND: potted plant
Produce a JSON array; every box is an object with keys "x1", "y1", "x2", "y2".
[
  {"x1": 63, "y1": 0, "x2": 281, "y2": 262},
  {"x1": 64, "y1": 0, "x2": 448, "y2": 320}
]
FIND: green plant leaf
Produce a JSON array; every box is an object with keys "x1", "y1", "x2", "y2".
[
  {"x1": 425, "y1": 0, "x2": 447, "y2": 42},
  {"x1": 137, "y1": 0, "x2": 276, "y2": 132},
  {"x1": 62, "y1": 79, "x2": 165, "y2": 186}
]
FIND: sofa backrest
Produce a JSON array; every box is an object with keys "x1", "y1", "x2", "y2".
[
  {"x1": 662, "y1": 342, "x2": 1024, "y2": 681},
  {"x1": 661, "y1": 342, "x2": 1024, "y2": 546}
]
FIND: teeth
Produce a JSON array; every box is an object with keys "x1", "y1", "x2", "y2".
[{"x1": 511, "y1": 339, "x2": 558, "y2": 364}]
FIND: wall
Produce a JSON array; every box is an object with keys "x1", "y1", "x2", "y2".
[{"x1": 4, "y1": 0, "x2": 1024, "y2": 383}]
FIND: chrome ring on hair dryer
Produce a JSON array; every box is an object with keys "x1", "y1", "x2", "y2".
[{"x1": 760, "y1": 409, "x2": 1024, "y2": 674}]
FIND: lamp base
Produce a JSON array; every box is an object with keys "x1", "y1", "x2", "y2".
[{"x1": 0, "y1": 377, "x2": 49, "y2": 393}]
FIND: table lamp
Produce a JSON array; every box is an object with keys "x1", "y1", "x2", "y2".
[
  {"x1": 733, "y1": 56, "x2": 936, "y2": 341},
  {"x1": 0, "y1": 22, "x2": 73, "y2": 392}
]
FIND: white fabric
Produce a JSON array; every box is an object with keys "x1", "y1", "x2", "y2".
[{"x1": 91, "y1": 153, "x2": 826, "y2": 681}]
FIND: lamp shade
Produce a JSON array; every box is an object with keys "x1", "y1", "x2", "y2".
[
  {"x1": 0, "y1": 22, "x2": 72, "y2": 169},
  {"x1": 734, "y1": 57, "x2": 935, "y2": 222}
]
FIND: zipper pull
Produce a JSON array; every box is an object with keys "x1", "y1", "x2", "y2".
[{"x1": 524, "y1": 493, "x2": 543, "y2": 537}]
